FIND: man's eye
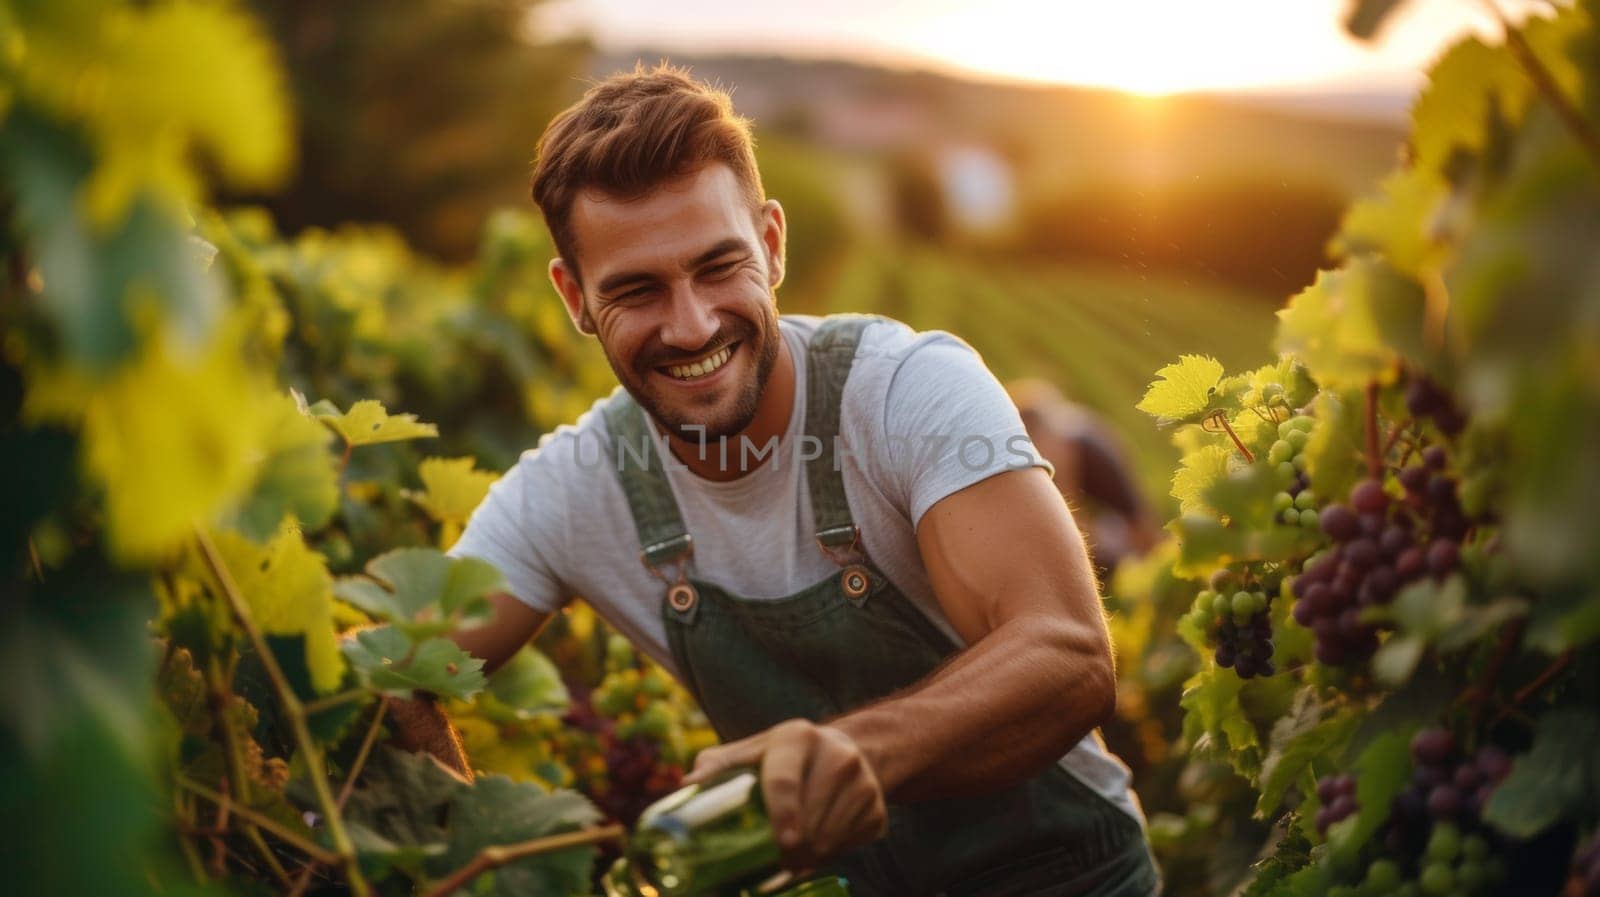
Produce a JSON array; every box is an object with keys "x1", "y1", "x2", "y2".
[
  {"x1": 617, "y1": 286, "x2": 656, "y2": 301},
  {"x1": 703, "y1": 261, "x2": 738, "y2": 278}
]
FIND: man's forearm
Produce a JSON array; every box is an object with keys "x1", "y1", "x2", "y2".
[{"x1": 828, "y1": 610, "x2": 1115, "y2": 803}]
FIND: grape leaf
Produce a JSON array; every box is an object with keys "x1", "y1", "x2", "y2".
[
  {"x1": 1275, "y1": 259, "x2": 1424, "y2": 390},
  {"x1": 1483, "y1": 708, "x2": 1600, "y2": 838},
  {"x1": 230, "y1": 391, "x2": 340, "y2": 541},
  {"x1": 77, "y1": 323, "x2": 276, "y2": 563},
  {"x1": 1168, "y1": 515, "x2": 1303, "y2": 576},
  {"x1": 479, "y1": 647, "x2": 570, "y2": 721},
  {"x1": 1409, "y1": 4, "x2": 1585, "y2": 177},
  {"x1": 1180, "y1": 667, "x2": 1259, "y2": 761},
  {"x1": 0, "y1": 112, "x2": 224, "y2": 371},
  {"x1": 311, "y1": 398, "x2": 438, "y2": 447},
  {"x1": 438, "y1": 776, "x2": 601, "y2": 897},
  {"x1": 10, "y1": 0, "x2": 292, "y2": 224},
  {"x1": 1327, "y1": 731, "x2": 1410, "y2": 861},
  {"x1": 334, "y1": 548, "x2": 501, "y2": 634},
  {"x1": 1299, "y1": 390, "x2": 1364, "y2": 512},
  {"x1": 1334, "y1": 166, "x2": 1450, "y2": 277},
  {"x1": 342, "y1": 628, "x2": 486, "y2": 700},
  {"x1": 1365, "y1": 576, "x2": 1528, "y2": 681},
  {"x1": 197, "y1": 521, "x2": 344, "y2": 693},
  {"x1": 406, "y1": 457, "x2": 498, "y2": 525},
  {"x1": 342, "y1": 746, "x2": 466, "y2": 850},
  {"x1": 1257, "y1": 693, "x2": 1361, "y2": 818},
  {"x1": 1136, "y1": 355, "x2": 1225, "y2": 424},
  {"x1": 1172, "y1": 444, "x2": 1233, "y2": 516}
]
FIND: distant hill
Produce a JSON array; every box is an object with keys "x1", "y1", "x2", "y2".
[{"x1": 588, "y1": 49, "x2": 1407, "y2": 197}]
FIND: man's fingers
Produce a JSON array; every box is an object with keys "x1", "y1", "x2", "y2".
[
  {"x1": 683, "y1": 736, "x2": 765, "y2": 785},
  {"x1": 761, "y1": 721, "x2": 816, "y2": 859}
]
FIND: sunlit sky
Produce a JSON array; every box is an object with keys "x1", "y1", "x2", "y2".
[{"x1": 532, "y1": 0, "x2": 1541, "y2": 97}]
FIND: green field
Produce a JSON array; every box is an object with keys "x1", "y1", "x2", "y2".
[{"x1": 797, "y1": 245, "x2": 1282, "y2": 504}]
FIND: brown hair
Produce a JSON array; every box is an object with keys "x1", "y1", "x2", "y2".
[{"x1": 530, "y1": 61, "x2": 764, "y2": 285}]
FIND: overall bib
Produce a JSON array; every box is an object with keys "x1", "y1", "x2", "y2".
[{"x1": 601, "y1": 314, "x2": 1158, "y2": 897}]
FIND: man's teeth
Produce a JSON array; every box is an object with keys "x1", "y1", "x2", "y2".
[{"x1": 665, "y1": 346, "x2": 733, "y2": 380}]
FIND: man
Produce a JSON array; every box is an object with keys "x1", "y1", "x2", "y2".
[
  {"x1": 439, "y1": 63, "x2": 1158, "y2": 896},
  {"x1": 1007, "y1": 379, "x2": 1161, "y2": 583}
]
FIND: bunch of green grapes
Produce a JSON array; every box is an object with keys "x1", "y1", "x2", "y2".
[
  {"x1": 1187, "y1": 567, "x2": 1278, "y2": 679},
  {"x1": 1268, "y1": 415, "x2": 1320, "y2": 531},
  {"x1": 1318, "y1": 728, "x2": 1517, "y2": 897}
]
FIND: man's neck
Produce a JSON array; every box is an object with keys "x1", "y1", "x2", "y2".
[{"x1": 663, "y1": 331, "x2": 795, "y2": 482}]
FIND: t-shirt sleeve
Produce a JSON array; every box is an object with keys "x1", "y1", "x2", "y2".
[
  {"x1": 879, "y1": 333, "x2": 1055, "y2": 530},
  {"x1": 444, "y1": 447, "x2": 570, "y2": 614}
]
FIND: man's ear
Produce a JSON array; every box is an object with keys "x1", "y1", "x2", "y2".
[
  {"x1": 759, "y1": 199, "x2": 786, "y2": 292},
  {"x1": 549, "y1": 257, "x2": 596, "y2": 335}
]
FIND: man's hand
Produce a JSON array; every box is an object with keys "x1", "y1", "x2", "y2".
[{"x1": 684, "y1": 719, "x2": 889, "y2": 871}]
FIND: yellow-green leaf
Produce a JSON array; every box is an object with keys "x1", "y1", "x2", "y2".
[
  {"x1": 12, "y1": 0, "x2": 293, "y2": 225},
  {"x1": 407, "y1": 457, "x2": 498, "y2": 524},
  {"x1": 312, "y1": 399, "x2": 438, "y2": 447},
  {"x1": 1136, "y1": 355, "x2": 1224, "y2": 423},
  {"x1": 205, "y1": 521, "x2": 343, "y2": 693},
  {"x1": 1275, "y1": 260, "x2": 1423, "y2": 390},
  {"x1": 1172, "y1": 444, "x2": 1233, "y2": 516},
  {"x1": 81, "y1": 321, "x2": 275, "y2": 563}
]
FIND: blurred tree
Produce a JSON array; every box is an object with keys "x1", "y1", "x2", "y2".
[
  {"x1": 1011, "y1": 176, "x2": 1347, "y2": 299},
  {"x1": 238, "y1": 0, "x2": 591, "y2": 260}
]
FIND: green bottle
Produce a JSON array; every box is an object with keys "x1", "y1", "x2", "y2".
[{"x1": 601, "y1": 766, "x2": 852, "y2": 897}]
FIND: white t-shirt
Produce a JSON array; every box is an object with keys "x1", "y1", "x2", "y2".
[{"x1": 447, "y1": 313, "x2": 1146, "y2": 826}]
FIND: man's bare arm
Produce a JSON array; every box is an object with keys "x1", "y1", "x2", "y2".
[
  {"x1": 829, "y1": 465, "x2": 1115, "y2": 801},
  {"x1": 452, "y1": 590, "x2": 555, "y2": 675}
]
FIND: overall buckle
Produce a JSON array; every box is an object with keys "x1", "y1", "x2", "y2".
[{"x1": 641, "y1": 535, "x2": 697, "y2": 612}]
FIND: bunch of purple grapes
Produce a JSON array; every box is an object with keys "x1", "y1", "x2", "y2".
[
  {"x1": 1291, "y1": 452, "x2": 1470, "y2": 667},
  {"x1": 1196, "y1": 568, "x2": 1276, "y2": 679},
  {"x1": 1369, "y1": 728, "x2": 1514, "y2": 895},
  {"x1": 595, "y1": 736, "x2": 682, "y2": 826},
  {"x1": 1314, "y1": 772, "x2": 1359, "y2": 834},
  {"x1": 1406, "y1": 373, "x2": 1467, "y2": 437}
]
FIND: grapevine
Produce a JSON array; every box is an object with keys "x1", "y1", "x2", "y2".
[{"x1": 1138, "y1": 1, "x2": 1600, "y2": 894}]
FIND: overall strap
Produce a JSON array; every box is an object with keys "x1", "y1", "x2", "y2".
[
  {"x1": 599, "y1": 388, "x2": 693, "y2": 569},
  {"x1": 805, "y1": 314, "x2": 878, "y2": 552}
]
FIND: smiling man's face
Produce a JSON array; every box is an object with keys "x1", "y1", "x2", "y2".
[{"x1": 550, "y1": 163, "x2": 786, "y2": 442}]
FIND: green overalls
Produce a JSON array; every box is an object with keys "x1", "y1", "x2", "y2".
[{"x1": 601, "y1": 314, "x2": 1158, "y2": 897}]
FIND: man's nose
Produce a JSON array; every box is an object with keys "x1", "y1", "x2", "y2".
[{"x1": 658, "y1": 280, "x2": 719, "y2": 352}]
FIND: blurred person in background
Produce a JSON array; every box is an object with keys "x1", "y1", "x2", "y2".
[{"x1": 1008, "y1": 379, "x2": 1161, "y2": 584}]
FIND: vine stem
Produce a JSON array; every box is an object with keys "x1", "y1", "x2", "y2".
[
  {"x1": 1204, "y1": 411, "x2": 1255, "y2": 463},
  {"x1": 1381, "y1": 420, "x2": 1410, "y2": 463},
  {"x1": 1482, "y1": 0, "x2": 1600, "y2": 172},
  {"x1": 192, "y1": 524, "x2": 371, "y2": 897},
  {"x1": 303, "y1": 688, "x2": 370, "y2": 717},
  {"x1": 26, "y1": 537, "x2": 43, "y2": 582},
  {"x1": 282, "y1": 699, "x2": 388, "y2": 897},
  {"x1": 1364, "y1": 381, "x2": 1382, "y2": 480},
  {"x1": 203, "y1": 653, "x2": 289, "y2": 883},
  {"x1": 337, "y1": 699, "x2": 388, "y2": 811},
  {"x1": 1491, "y1": 650, "x2": 1573, "y2": 726},
  {"x1": 418, "y1": 825, "x2": 626, "y2": 897},
  {"x1": 176, "y1": 776, "x2": 342, "y2": 867},
  {"x1": 1464, "y1": 621, "x2": 1524, "y2": 730}
]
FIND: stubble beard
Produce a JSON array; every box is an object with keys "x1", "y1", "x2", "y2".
[{"x1": 601, "y1": 301, "x2": 782, "y2": 444}]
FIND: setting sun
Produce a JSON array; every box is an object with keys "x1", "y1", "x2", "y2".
[{"x1": 889, "y1": 0, "x2": 1498, "y2": 95}]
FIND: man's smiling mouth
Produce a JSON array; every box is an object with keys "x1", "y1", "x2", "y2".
[{"x1": 659, "y1": 341, "x2": 737, "y2": 381}]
